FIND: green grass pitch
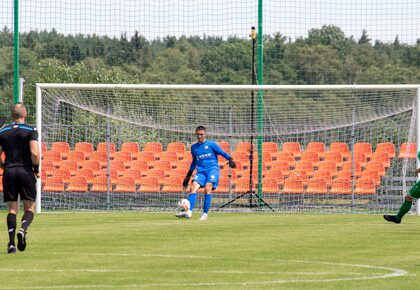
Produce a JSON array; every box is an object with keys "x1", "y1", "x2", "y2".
[{"x1": 1, "y1": 211, "x2": 419, "y2": 289}]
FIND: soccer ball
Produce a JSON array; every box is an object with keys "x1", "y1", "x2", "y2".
[{"x1": 177, "y1": 198, "x2": 190, "y2": 211}]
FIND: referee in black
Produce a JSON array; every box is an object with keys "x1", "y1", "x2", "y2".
[{"x1": 0, "y1": 103, "x2": 40, "y2": 254}]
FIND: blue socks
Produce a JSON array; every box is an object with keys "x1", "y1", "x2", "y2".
[
  {"x1": 203, "y1": 194, "x2": 212, "y2": 214},
  {"x1": 188, "y1": 193, "x2": 212, "y2": 214},
  {"x1": 188, "y1": 193, "x2": 197, "y2": 211}
]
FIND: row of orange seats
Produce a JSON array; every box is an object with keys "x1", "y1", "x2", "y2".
[
  {"x1": 37, "y1": 175, "x2": 376, "y2": 195},
  {"x1": 224, "y1": 176, "x2": 377, "y2": 195}
]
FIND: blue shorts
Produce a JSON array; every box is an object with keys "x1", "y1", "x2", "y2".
[{"x1": 193, "y1": 168, "x2": 220, "y2": 190}]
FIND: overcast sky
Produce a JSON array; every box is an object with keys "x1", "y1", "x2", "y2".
[{"x1": 1, "y1": 0, "x2": 419, "y2": 44}]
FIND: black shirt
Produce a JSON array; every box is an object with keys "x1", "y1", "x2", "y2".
[{"x1": 0, "y1": 122, "x2": 38, "y2": 168}]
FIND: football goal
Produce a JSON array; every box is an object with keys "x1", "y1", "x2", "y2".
[{"x1": 36, "y1": 84, "x2": 420, "y2": 214}]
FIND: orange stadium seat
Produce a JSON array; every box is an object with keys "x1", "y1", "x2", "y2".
[
  {"x1": 144, "y1": 168, "x2": 166, "y2": 181},
  {"x1": 143, "y1": 142, "x2": 163, "y2": 158},
  {"x1": 288, "y1": 170, "x2": 308, "y2": 184},
  {"x1": 269, "y1": 161, "x2": 291, "y2": 177},
  {"x1": 131, "y1": 160, "x2": 150, "y2": 172},
  {"x1": 91, "y1": 151, "x2": 109, "y2": 168},
  {"x1": 75, "y1": 168, "x2": 94, "y2": 184},
  {"x1": 96, "y1": 142, "x2": 116, "y2": 158},
  {"x1": 232, "y1": 151, "x2": 249, "y2": 163},
  {"x1": 113, "y1": 151, "x2": 133, "y2": 168},
  {"x1": 370, "y1": 152, "x2": 391, "y2": 168},
  {"x1": 136, "y1": 151, "x2": 157, "y2": 164},
  {"x1": 306, "y1": 178, "x2": 328, "y2": 194},
  {"x1": 137, "y1": 176, "x2": 160, "y2": 193},
  {"x1": 74, "y1": 142, "x2": 93, "y2": 159},
  {"x1": 234, "y1": 177, "x2": 254, "y2": 194},
  {"x1": 121, "y1": 142, "x2": 140, "y2": 157},
  {"x1": 353, "y1": 152, "x2": 368, "y2": 168},
  {"x1": 360, "y1": 170, "x2": 381, "y2": 186},
  {"x1": 66, "y1": 151, "x2": 86, "y2": 167},
  {"x1": 399, "y1": 143, "x2": 417, "y2": 159},
  {"x1": 354, "y1": 178, "x2": 376, "y2": 194},
  {"x1": 41, "y1": 160, "x2": 55, "y2": 173},
  {"x1": 109, "y1": 160, "x2": 126, "y2": 176},
  {"x1": 43, "y1": 177, "x2": 65, "y2": 192},
  {"x1": 0, "y1": 178, "x2": 3, "y2": 192},
  {"x1": 324, "y1": 151, "x2": 344, "y2": 168},
  {"x1": 365, "y1": 161, "x2": 386, "y2": 177},
  {"x1": 281, "y1": 142, "x2": 301, "y2": 158},
  {"x1": 264, "y1": 169, "x2": 284, "y2": 186},
  {"x1": 294, "y1": 160, "x2": 314, "y2": 177},
  {"x1": 283, "y1": 178, "x2": 304, "y2": 194},
  {"x1": 262, "y1": 142, "x2": 278, "y2": 154},
  {"x1": 262, "y1": 177, "x2": 279, "y2": 193},
  {"x1": 312, "y1": 170, "x2": 333, "y2": 187},
  {"x1": 169, "y1": 168, "x2": 189, "y2": 179},
  {"x1": 51, "y1": 169, "x2": 71, "y2": 183},
  {"x1": 317, "y1": 161, "x2": 338, "y2": 177},
  {"x1": 330, "y1": 178, "x2": 352, "y2": 194},
  {"x1": 218, "y1": 141, "x2": 231, "y2": 153},
  {"x1": 305, "y1": 142, "x2": 326, "y2": 159},
  {"x1": 274, "y1": 152, "x2": 295, "y2": 167},
  {"x1": 124, "y1": 169, "x2": 143, "y2": 185},
  {"x1": 159, "y1": 151, "x2": 179, "y2": 163},
  {"x1": 329, "y1": 142, "x2": 349, "y2": 160},
  {"x1": 300, "y1": 151, "x2": 320, "y2": 167},
  {"x1": 236, "y1": 142, "x2": 252, "y2": 153},
  {"x1": 90, "y1": 176, "x2": 111, "y2": 193},
  {"x1": 57, "y1": 160, "x2": 78, "y2": 176},
  {"x1": 375, "y1": 142, "x2": 396, "y2": 159},
  {"x1": 51, "y1": 142, "x2": 70, "y2": 159},
  {"x1": 98, "y1": 168, "x2": 118, "y2": 184},
  {"x1": 336, "y1": 170, "x2": 352, "y2": 180},
  {"x1": 66, "y1": 176, "x2": 88, "y2": 192},
  {"x1": 43, "y1": 150, "x2": 62, "y2": 163},
  {"x1": 341, "y1": 161, "x2": 362, "y2": 177},
  {"x1": 354, "y1": 142, "x2": 373, "y2": 159},
  {"x1": 154, "y1": 160, "x2": 173, "y2": 172},
  {"x1": 114, "y1": 176, "x2": 136, "y2": 193},
  {"x1": 167, "y1": 142, "x2": 186, "y2": 159},
  {"x1": 81, "y1": 160, "x2": 102, "y2": 176},
  {"x1": 161, "y1": 176, "x2": 183, "y2": 193}
]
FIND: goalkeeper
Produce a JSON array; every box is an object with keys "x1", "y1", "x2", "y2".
[
  {"x1": 176, "y1": 126, "x2": 236, "y2": 221},
  {"x1": 384, "y1": 150, "x2": 420, "y2": 224}
]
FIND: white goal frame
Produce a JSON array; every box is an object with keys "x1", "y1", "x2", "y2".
[{"x1": 35, "y1": 83, "x2": 420, "y2": 213}]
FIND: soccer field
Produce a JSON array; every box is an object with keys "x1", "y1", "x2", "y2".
[{"x1": 0, "y1": 212, "x2": 419, "y2": 289}]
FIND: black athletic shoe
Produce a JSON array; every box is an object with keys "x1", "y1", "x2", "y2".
[
  {"x1": 17, "y1": 230, "x2": 26, "y2": 251},
  {"x1": 383, "y1": 215, "x2": 401, "y2": 224},
  {"x1": 7, "y1": 244, "x2": 16, "y2": 254}
]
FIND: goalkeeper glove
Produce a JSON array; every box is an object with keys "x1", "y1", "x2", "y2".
[
  {"x1": 228, "y1": 157, "x2": 236, "y2": 169},
  {"x1": 183, "y1": 170, "x2": 193, "y2": 188}
]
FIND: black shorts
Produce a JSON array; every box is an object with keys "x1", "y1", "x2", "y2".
[{"x1": 3, "y1": 167, "x2": 36, "y2": 202}]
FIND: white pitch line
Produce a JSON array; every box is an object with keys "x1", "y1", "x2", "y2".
[{"x1": 0, "y1": 253, "x2": 407, "y2": 289}]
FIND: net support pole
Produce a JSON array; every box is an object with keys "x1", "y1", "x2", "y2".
[
  {"x1": 13, "y1": 0, "x2": 19, "y2": 104},
  {"x1": 416, "y1": 88, "x2": 420, "y2": 215},
  {"x1": 36, "y1": 85, "x2": 42, "y2": 213},
  {"x1": 257, "y1": 0, "x2": 264, "y2": 199}
]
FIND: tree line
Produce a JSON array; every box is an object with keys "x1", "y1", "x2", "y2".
[{"x1": 1, "y1": 24, "x2": 420, "y2": 110}]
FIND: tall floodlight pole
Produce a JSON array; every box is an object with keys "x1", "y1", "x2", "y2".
[{"x1": 13, "y1": 0, "x2": 20, "y2": 104}]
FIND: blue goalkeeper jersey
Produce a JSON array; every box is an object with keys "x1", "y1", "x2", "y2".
[{"x1": 188, "y1": 140, "x2": 231, "y2": 173}]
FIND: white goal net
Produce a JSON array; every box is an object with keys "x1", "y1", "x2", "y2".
[{"x1": 36, "y1": 84, "x2": 419, "y2": 213}]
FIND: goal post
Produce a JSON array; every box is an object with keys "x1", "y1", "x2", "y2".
[{"x1": 36, "y1": 83, "x2": 420, "y2": 214}]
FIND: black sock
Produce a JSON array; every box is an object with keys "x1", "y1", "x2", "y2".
[
  {"x1": 7, "y1": 213, "x2": 16, "y2": 246},
  {"x1": 21, "y1": 211, "x2": 34, "y2": 232}
]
